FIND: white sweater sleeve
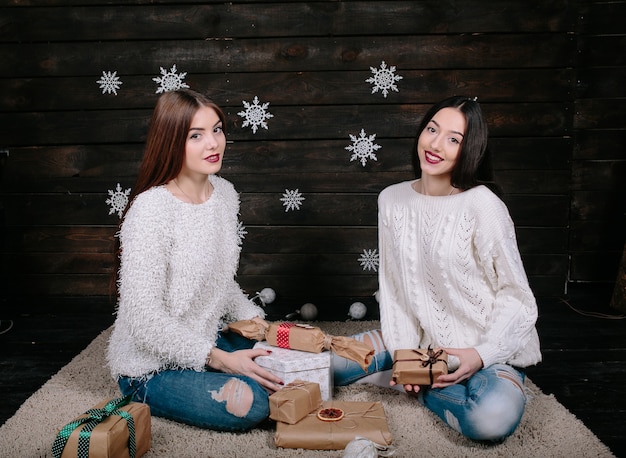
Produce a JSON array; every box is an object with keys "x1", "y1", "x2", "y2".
[
  {"x1": 226, "y1": 280, "x2": 266, "y2": 321},
  {"x1": 472, "y1": 199, "x2": 540, "y2": 369}
]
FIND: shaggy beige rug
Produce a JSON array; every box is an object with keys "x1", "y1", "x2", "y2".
[{"x1": 0, "y1": 321, "x2": 615, "y2": 458}]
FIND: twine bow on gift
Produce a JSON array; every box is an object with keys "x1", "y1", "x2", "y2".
[
  {"x1": 393, "y1": 346, "x2": 448, "y2": 385},
  {"x1": 416, "y1": 346, "x2": 447, "y2": 385},
  {"x1": 52, "y1": 395, "x2": 137, "y2": 458},
  {"x1": 280, "y1": 382, "x2": 318, "y2": 413}
]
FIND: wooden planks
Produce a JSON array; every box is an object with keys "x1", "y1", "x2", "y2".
[
  {"x1": 4, "y1": 0, "x2": 621, "y2": 308},
  {"x1": 570, "y1": 0, "x2": 626, "y2": 284},
  {"x1": 0, "y1": 1, "x2": 579, "y2": 42}
]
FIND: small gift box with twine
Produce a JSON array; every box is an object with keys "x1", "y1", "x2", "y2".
[
  {"x1": 392, "y1": 347, "x2": 448, "y2": 385},
  {"x1": 52, "y1": 395, "x2": 151, "y2": 458},
  {"x1": 269, "y1": 380, "x2": 322, "y2": 424}
]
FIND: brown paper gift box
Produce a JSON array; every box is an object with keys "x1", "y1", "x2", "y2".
[
  {"x1": 230, "y1": 320, "x2": 374, "y2": 371},
  {"x1": 269, "y1": 380, "x2": 322, "y2": 424},
  {"x1": 60, "y1": 400, "x2": 151, "y2": 458},
  {"x1": 274, "y1": 401, "x2": 392, "y2": 450},
  {"x1": 392, "y1": 348, "x2": 448, "y2": 385}
]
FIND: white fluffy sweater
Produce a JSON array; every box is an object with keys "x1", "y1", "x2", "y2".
[
  {"x1": 107, "y1": 175, "x2": 264, "y2": 379},
  {"x1": 378, "y1": 180, "x2": 541, "y2": 371}
]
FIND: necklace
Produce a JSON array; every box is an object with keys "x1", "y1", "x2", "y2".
[{"x1": 173, "y1": 178, "x2": 209, "y2": 204}]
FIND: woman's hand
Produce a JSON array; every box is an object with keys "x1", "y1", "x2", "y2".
[
  {"x1": 432, "y1": 347, "x2": 483, "y2": 388},
  {"x1": 389, "y1": 347, "x2": 484, "y2": 392},
  {"x1": 208, "y1": 347, "x2": 283, "y2": 392},
  {"x1": 389, "y1": 379, "x2": 422, "y2": 394}
]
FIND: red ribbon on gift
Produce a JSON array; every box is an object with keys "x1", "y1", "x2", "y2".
[{"x1": 276, "y1": 322, "x2": 296, "y2": 348}]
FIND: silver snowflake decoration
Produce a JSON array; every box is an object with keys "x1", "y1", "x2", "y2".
[
  {"x1": 238, "y1": 96, "x2": 274, "y2": 134},
  {"x1": 153, "y1": 64, "x2": 190, "y2": 94},
  {"x1": 280, "y1": 189, "x2": 305, "y2": 212},
  {"x1": 366, "y1": 61, "x2": 403, "y2": 98},
  {"x1": 236, "y1": 220, "x2": 248, "y2": 246},
  {"x1": 96, "y1": 70, "x2": 123, "y2": 95},
  {"x1": 358, "y1": 249, "x2": 380, "y2": 272},
  {"x1": 106, "y1": 183, "x2": 131, "y2": 218},
  {"x1": 345, "y1": 129, "x2": 382, "y2": 166}
]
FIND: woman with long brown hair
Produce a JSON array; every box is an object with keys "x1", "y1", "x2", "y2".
[{"x1": 107, "y1": 89, "x2": 282, "y2": 431}]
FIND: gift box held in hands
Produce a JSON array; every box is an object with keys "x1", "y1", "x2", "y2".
[
  {"x1": 254, "y1": 341, "x2": 333, "y2": 400},
  {"x1": 53, "y1": 396, "x2": 151, "y2": 458},
  {"x1": 274, "y1": 401, "x2": 393, "y2": 450},
  {"x1": 392, "y1": 347, "x2": 448, "y2": 385},
  {"x1": 269, "y1": 380, "x2": 322, "y2": 424}
]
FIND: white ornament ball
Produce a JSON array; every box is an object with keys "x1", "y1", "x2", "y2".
[
  {"x1": 343, "y1": 437, "x2": 387, "y2": 458},
  {"x1": 258, "y1": 287, "x2": 276, "y2": 304},
  {"x1": 373, "y1": 290, "x2": 381, "y2": 303},
  {"x1": 348, "y1": 302, "x2": 367, "y2": 320},
  {"x1": 299, "y1": 303, "x2": 318, "y2": 321}
]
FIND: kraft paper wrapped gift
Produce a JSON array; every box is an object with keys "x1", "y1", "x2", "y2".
[
  {"x1": 269, "y1": 380, "x2": 322, "y2": 424},
  {"x1": 392, "y1": 347, "x2": 448, "y2": 385},
  {"x1": 229, "y1": 320, "x2": 374, "y2": 371},
  {"x1": 274, "y1": 401, "x2": 393, "y2": 450},
  {"x1": 53, "y1": 396, "x2": 151, "y2": 458},
  {"x1": 254, "y1": 341, "x2": 333, "y2": 400}
]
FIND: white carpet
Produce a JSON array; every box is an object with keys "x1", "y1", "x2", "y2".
[{"x1": 0, "y1": 321, "x2": 615, "y2": 457}]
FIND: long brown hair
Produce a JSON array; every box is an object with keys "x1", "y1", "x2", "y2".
[{"x1": 110, "y1": 89, "x2": 226, "y2": 296}]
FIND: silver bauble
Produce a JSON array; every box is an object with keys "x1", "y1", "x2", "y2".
[{"x1": 299, "y1": 302, "x2": 318, "y2": 320}]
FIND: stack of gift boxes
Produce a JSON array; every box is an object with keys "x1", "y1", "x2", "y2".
[
  {"x1": 53, "y1": 319, "x2": 449, "y2": 455},
  {"x1": 235, "y1": 321, "x2": 394, "y2": 450},
  {"x1": 269, "y1": 380, "x2": 393, "y2": 450}
]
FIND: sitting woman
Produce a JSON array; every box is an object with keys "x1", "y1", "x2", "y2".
[
  {"x1": 106, "y1": 89, "x2": 282, "y2": 432},
  {"x1": 334, "y1": 96, "x2": 541, "y2": 442}
]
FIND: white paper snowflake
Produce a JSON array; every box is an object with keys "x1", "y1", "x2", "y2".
[
  {"x1": 358, "y1": 249, "x2": 379, "y2": 272},
  {"x1": 96, "y1": 71, "x2": 123, "y2": 95},
  {"x1": 366, "y1": 61, "x2": 403, "y2": 98},
  {"x1": 280, "y1": 189, "x2": 305, "y2": 212},
  {"x1": 237, "y1": 220, "x2": 248, "y2": 246},
  {"x1": 153, "y1": 64, "x2": 190, "y2": 94},
  {"x1": 106, "y1": 183, "x2": 131, "y2": 218},
  {"x1": 345, "y1": 129, "x2": 382, "y2": 166},
  {"x1": 238, "y1": 96, "x2": 274, "y2": 133}
]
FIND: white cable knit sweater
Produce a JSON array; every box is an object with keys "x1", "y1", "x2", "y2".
[
  {"x1": 378, "y1": 180, "x2": 541, "y2": 371},
  {"x1": 107, "y1": 175, "x2": 264, "y2": 379}
]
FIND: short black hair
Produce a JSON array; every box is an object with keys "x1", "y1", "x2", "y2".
[{"x1": 413, "y1": 96, "x2": 498, "y2": 193}]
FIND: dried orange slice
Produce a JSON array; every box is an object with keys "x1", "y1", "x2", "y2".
[{"x1": 316, "y1": 407, "x2": 344, "y2": 422}]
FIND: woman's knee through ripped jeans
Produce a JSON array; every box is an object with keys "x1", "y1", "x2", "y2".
[{"x1": 117, "y1": 330, "x2": 269, "y2": 432}]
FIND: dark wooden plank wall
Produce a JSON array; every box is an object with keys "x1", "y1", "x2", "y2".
[
  {"x1": 572, "y1": 1, "x2": 626, "y2": 288},
  {"x1": 0, "y1": 0, "x2": 623, "y2": 318}
]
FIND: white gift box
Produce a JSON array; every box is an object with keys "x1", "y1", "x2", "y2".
[{"x1": 254, "y1": 341, "x2": 333, "y2": 400}]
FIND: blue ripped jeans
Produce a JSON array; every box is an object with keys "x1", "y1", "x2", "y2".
[
  {"x1": 333, "y1": 330, "x2": 527, "y2": 442},
  {"x1": 117, "y1": 332, "x2": 269, "y2": 432}
]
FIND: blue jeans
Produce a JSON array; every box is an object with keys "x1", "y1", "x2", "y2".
[
  {"x1": 118, "y1": 331, "x2": 269, "y2": 432},
  {"x1": 333, "y1": 330, "x2": 394, "y2": 385},
  {"x1": 420, "y1": 363, "x2": 526, "y2": 442},
  {"x1": 333, "y1": 331, "x2": 527, "y2": 442}
]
